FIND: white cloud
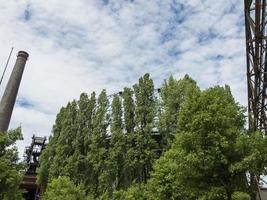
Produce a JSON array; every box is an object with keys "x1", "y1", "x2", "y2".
[{"x1": 0, "y1": 0, "x2": 246, "y2": 157}]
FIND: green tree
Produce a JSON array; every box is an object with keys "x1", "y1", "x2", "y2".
[
  {"x1": 38, "y1": 105, "x2": 72, "y2": 188},
  {"x1": 232, "y1": 192, "x2": 250, "y2": 200},
  {"x1": 122, "y1": 88, "x2": 135, "y2": 135},
  {"x1": 86, "y1": 89, "x2": 110, "y2": 197},
  {"x1": 83, "y1": 92, "x2": 97, "y2": 154},
  {"x1": 108, "y1": 94, "x2": 126, "y2": 193},
  {"x1": 234, "y1": 131, "x2": 267, "y2": 197},
  {"x1": 122, "y1": 87, "x2": 136, "y2": 187},
  {"x1": 38, "y1": 92, "x2": 99, "y2": 194},
  {"x1": 42, "y1": 176, "x2": 86, "y2": 200},
  {"x1": 113, "y1": 184, "x2": 149, "y2": 200},
  {"x1": 0, "y1": 128, "x2": 24, "y2": 200},
  {"x1": 158, "y1": 74, "x2": 200, "y2": 150},
  {"x1": 37, "y1": 136, "x2": 53, "y2": 189},
  {"x1": 133, "y1": 73, "x2": 157, "y2": 184},
  {"x1": 147, "y1": 86, "x2": 258, "y2": 200},
  {"x1": 37, "y1": 75, "x2": 267, "y2": 199},
  {"x1": 49, "y1": 101, "x2": 78, "y2": 179},
  {"x1": 67, "y1": 92, "x2": 97, "y2": 185},
  {"x1": 38, "y1": 100, "x2": 82, "y2": 188}
]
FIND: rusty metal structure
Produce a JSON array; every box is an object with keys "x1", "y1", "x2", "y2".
[
  {"x1": 244, "y1": 0, "x2": 267, "y2": 199},
  {"x1": 21, "y1": 135, "x2": 46, "y2": 200},
  {"x1": 244, "y1": 0, "x2": 267, "y2": 134}
]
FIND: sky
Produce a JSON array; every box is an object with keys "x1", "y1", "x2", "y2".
[{"x1": 0, "y1": 0, "x2": 246, "y2": 157}]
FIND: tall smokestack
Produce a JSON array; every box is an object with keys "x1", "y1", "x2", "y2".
[{"x1": 0, "y1": 51, "x2": 29, "y2": 132}]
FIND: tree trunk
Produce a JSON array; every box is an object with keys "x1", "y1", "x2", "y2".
[
  {"x1": 225, "y1": 189, "x2": 232, "y2": 200},
  {"x1": 227, "y1": 193, "x2": 232, "y2": 200},
  {"x1": 250, "y1": 174, "x2": 257, "y2": 200}
]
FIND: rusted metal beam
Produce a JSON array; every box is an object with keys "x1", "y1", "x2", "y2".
[
  {"x1": 244, "y1": 1, "x2": 267, "y2": 199},
  {"x1": 245, "y1": 0, "x2": 267, "y2": 133}
]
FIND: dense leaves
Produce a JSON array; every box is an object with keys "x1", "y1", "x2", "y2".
[
  {"x1": 38, "y1": 74, "x2": 267, "y2": 199},
  {"x1": 39, "y1": 74, "x2": 160, "y2": 197},
  {"x1": 146, "y1": 86, "x2": 267, "y2": 200},
  {"x1": 0, "y1": 128, "x2": 24, "y2": 200},
  {"x1": 42, "y1": 176, "x2": 87, "y2": 200},
  {"x1": 158, "y1": 75, "x2": 200, "y2": 149},
  {"x1": 131, "y1": 74, "x2": 157, "y2": 184},
  {"x1": 108, "y1": 94, "x2": 126, "y2": 192}
]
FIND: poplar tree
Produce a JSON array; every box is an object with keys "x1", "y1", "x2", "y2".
[
  {"x1": 133, "y1": 73, "x2": 157, "y2": 183},
  {"x1": 64, "y1": 94, "x2": 89, "y2": 184},
  {"x1": 108, "y1": 94, "x2": 126, "y2": 193},
  {"x1": 158, "y1": 74, "x2": 200, "y2": 150},
  {"x1": 69, "y1": 92, "x2": 97, "y2": 183},
  {"x1": 122, "y1": 88, "x2": 135, "y2": 135},
  {"x1": 86, "y1": 90, "x2": 110, "y2": 197},
  {"x1": 38, "y1": 103, "x2": 78, "y2": 187},
  {"x1": 38, "y1": 92, "x2": 98, "y2": 190},
  {"x1": 37, "y1": 74, "x2": 267, "y2": 200},
  {"x1": 49, "y1": 101, "x2": 78, "y2": 179},
  {"x1": 75, "y1": 93, "x2": 90, "y2": 155},
  {"x1": 38, "y1": 106, "x2": 67, "y2": 188},
  {"x1": 122, "y1": 87, "x2": 136, "y2": 186},
  {"x1": 83, "y1": 92, "x2": 96, "y2": 154},
  {"x1": 37, "y1": 136, "x2": 54, "y2": 189}
]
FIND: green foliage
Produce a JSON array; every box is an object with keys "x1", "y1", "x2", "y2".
[
  {"x1": 235, "y1": 131, "x2": 267, "y2": 176},
  {"x1": 38, "y1": 74, "x2": 267, "y2": 200},
  {"x1": 38, "y1": 92, "x2": 98, "y2": 188},
  {"x1": 113, "y1": 184, "x2": 149, "y2": 200},
  {"x1": 37, "y1": 140, "x2": 51, "y2": 189},
  {"x1": 232, "y1": 192, "x2": 250, "y2": 200},
  {"x1": 85, "y1": 90, "x2": 110, "y2": 197},
  {"x1": 108, "y1": 94, "x2": 126, "y2": 192},
  {"x1": 131, "y1": 73, "x2": 157, "y2": 183},
  {"x1": 0, "y1": 128, "x2": 24, "y2": 200},
  {"x1": 146, "y1": 147, "x2": 194, "y2": 200},
  {"x1": 49, "y1": 101, "x2": 79, "y2": 179},
  {"x1": 122, "y1": 87, "x2": 135, "y2": 134},
  {"x1": 37, "y1": 105, "x2": 73, "y2": 187},
  {"x1": 42, "y1": 176, "x2": 86, "y2": 200},
  {"x1": 122, "y1": 87, "x2": 136, "y2": 186},
  {"x1": 146, "y1": 86, "x2": 254, "y2": 199},
  {"x1": 158, "y1": 74, "x2": 200, "y2": 149}
]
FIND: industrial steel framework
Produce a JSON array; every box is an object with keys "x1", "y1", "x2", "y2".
[
  {"x1": 244, "y1": 0, "x2": 267, "y2": 134},
  {"x1": 244, "y1": 1, "x2": 267, "y2": 199},
  {"x1": 20, "y1": 135, "x2": 46, "y2": 200}
]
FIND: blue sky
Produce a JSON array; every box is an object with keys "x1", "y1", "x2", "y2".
[{"x1": 0, "y1": 0, "x2": 246, "y2": 155}]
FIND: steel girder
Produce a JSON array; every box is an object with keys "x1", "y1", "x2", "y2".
[{"x1": 245, "y1": 0, "x2": 267, "y2": 134}]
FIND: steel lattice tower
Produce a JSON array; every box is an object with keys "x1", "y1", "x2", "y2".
[{"x1": 244, "y1": 0, "x2": 267, "y2": 134}]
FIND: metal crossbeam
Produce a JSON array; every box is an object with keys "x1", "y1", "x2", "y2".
[{"x1": 245, "y1": 0, "x2": 267, "y2": 133}]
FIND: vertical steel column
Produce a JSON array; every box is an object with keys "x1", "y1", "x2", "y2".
[
  {"x1": 0, "y1": 51, "x2": 29, "y2": 132},
  {"x1": 245, "y1": 0, "x2": 267, "y2": 133},
  {"x1": 244, "y1": 1, "x2": 267, "y2": 199}
]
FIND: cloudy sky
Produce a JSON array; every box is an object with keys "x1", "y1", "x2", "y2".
[{"x1": 0, "y1": 0, "x2": 246, "y2": 156}]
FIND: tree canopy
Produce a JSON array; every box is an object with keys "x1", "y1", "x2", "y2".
[
  {"x1": 146, "y1": 86, "x2": 267, "y2": 200},
  {"x1": 37, "y1": 74, "x2": 267, "y2": 200},
  {"x1": 42, "y1": 176, "x2": 87, "y2": 200},
  {"x1": 0, "y1": 128, "x2": 24, "y2": 200}
]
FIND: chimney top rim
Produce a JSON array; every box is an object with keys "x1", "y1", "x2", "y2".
[{"x1": 17, "y1": 51, "x2": 29, "y2": 59}]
